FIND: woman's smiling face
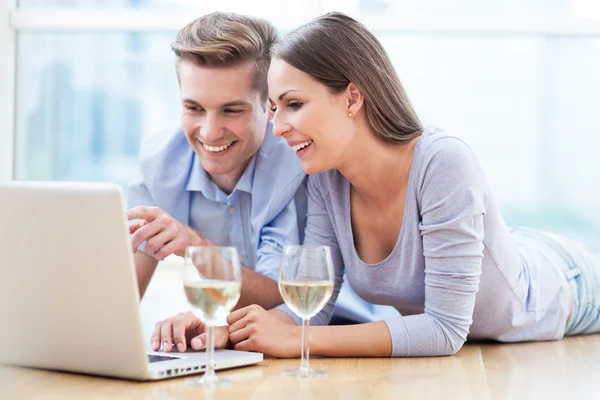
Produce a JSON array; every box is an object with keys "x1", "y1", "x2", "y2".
[{"x1": 268, "y1": 58, "x2": 356, "y2": 175}]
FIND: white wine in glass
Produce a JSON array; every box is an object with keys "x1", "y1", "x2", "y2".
[
  {"x1": 183, "y1": 280, "x2": 241, "y2": 324},
  {"x1": 278, "y1": 245, "x2": 334, "y2": 378},
  {"x1": 278, "y1": 280, "x2": 333, "y2": 319},
  {"x1": 183, "y1": 246, "x2": 242, "y2": 388}
]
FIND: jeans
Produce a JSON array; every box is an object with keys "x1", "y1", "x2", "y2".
[{"x1": 513, "y1": 227, "x2": 600, "y2": 336}]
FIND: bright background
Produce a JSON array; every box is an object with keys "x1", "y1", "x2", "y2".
[
  {"x1": 2, "y1": 0, "x2": 600, "y2": 249},
  {"x1": 2, "y1": 0, "x2": 600, "y2": 338}
]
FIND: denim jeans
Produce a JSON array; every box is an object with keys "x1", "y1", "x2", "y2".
[{"x1": 513, "y1": 227, "x2": 600, "y2": 336}]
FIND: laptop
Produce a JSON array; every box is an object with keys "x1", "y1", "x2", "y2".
[{"x1": 0, "y1": 181, "x2": 263, "y2": 380}]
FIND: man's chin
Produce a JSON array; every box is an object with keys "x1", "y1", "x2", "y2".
[
  {"x1": 200, "y1": 164, "x2": 235, "y2": 177},
  {"x1": 196, "y1": 150, "x2": 252, "y2": 184}
]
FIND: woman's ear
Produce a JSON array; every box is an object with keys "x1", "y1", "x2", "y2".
[{"x1": 345, "y1": 83, "x2": 364, "y2": 118}]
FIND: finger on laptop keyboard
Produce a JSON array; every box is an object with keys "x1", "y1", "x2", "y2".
[
  {"x1": 215, "y1": 326, "x2": 230, "y2": 348},
  {"x1": 192, "y1": 326, "x2": 229, "y2": 350},
  {"x1": 190, "y1": 335, "x2": 203, "y2": 350},
  {"x1": 160, "y1": 319, "x2": 174, "y2": 352},
  {"x1": 172, "y1": 316, "x2": 189, "y2": 352},
  {"x1": 151, "y1": 320, "x2": 163, "y2": 351}
]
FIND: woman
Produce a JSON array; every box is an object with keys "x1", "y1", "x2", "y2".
[{"x1": 226, "y1": 12, "x2": 600, "y2": 357}]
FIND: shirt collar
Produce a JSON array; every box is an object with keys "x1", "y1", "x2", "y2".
[
  {"x1": 234, "y1": 155, "x2": 256, "y2": 195},
  {"x1": 185, "y1": 153, "x2": 220, "y2": 200},
  {"x1": 185, "y1": 144, "x2": 259, "y2": 200}
]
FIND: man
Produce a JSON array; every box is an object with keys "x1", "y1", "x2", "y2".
[{"x1": 128, "y1": 12, "x2": 398, "y2": 353}]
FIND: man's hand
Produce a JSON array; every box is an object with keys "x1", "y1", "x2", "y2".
[
  {"x1": 127, "y1": 206, "x2": 204, "y2": 260},
  {"x1": 151, "y1": 311, "x2": 230, "y2": 352},
  {"x1": 227, "y1": 305, "x2": 300, "y2": 358}
]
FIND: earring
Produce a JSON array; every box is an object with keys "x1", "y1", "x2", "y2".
[{"x1": 348, "y1": 112, "x2": 353, "y2": 117}]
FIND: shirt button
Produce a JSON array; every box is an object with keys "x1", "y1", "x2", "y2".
[
  {"x1": 228, "y1": 206, "x2": 237, "y2": 215},
  {"x1": 240, "y1": 256, "x2": 246, "y2": 264}
]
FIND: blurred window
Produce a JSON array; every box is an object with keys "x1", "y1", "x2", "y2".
[{"x1": 10, "y1": 0, "x2": 600, "y2": 249}]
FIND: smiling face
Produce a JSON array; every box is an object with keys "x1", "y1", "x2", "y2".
[
  {"x1": 268, "y1": 58, "x2": 356, "y2": 175},
  {"x1": 179, "y1": 60, "x2": 271, "y2": 186}
]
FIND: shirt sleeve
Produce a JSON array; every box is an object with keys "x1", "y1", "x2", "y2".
[
  {"x1": 126, "y1": 166, "x2": 156, "y2": 253},
  {"x1": 127, "y1": 165, "x2": 156, "y2": 209},
  {"x1": 254, "y1": 195, "x2": 303, "y2": 282},
  {"x1": 385, "y1": 138, "x2": 487, "y2": 356},
  {"x1": 275, "y1": 174, "x2": 345, "y2": 326}
]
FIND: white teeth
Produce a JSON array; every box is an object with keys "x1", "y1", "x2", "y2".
[
  {"x1": 292, "y1": 140, "x2": 313, "y2": 152},
  {"x1": 203, "y1": 141, "x2": 234, "y2": 153}
]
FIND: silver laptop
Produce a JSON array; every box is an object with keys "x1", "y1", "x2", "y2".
[{"x1": 0, "y1": 181, "x2": 262, "y2": 380}]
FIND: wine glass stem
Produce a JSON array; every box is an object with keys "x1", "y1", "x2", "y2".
[
  {"x1": 300, "y1": 318, "x2": 310, "y2": 372},
  {"x1": 203, "y1": 324, "x2": 217, "y2": 382}
]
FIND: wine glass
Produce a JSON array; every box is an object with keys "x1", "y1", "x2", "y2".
[
  {"x1": 182, "y1": 246, "x2": 242, "y2": 388},
  {"x1": 278, "y1": 245, "x2": 334, "y2": 378}
]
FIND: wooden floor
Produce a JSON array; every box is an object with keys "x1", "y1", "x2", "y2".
[
  {"x1": 2, "y1": 335, "x2": 600, "y2": 400},
  {"x1": 5, "y1": 261, "x2": 600, "y2": 399}
]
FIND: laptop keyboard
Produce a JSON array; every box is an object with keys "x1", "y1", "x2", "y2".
[{"x1": 148, "y1": 354, "x2": 181, "y2": 363}]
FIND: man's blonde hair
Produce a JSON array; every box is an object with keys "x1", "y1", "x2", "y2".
[{"x1": 172, "y1": 12, "x2": 278, "y2": 103}]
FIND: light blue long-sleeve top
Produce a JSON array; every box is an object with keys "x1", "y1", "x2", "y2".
[
  {"x1": 127, "y1": 123, "x2": 399, "y2": 322},
  {"x1": 279, "y1": 126, "x2": 573, "y2": 356}
]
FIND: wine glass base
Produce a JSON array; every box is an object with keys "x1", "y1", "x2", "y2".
[
  {"x1": 184, "y1": 376, "x2": 234, "y2": 388},
  {"x1": 281, "y1": 367, "x2": 328, "y2": 378}
]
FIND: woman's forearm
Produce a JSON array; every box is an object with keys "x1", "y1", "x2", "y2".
[
  {"x1": 309, "y1": 321, "x2": 393, "y2": 357},
  {"x1": 269, "y1": 309, "x2": 298, "y2": 325}
]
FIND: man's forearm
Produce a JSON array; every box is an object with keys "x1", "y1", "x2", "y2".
[
  {"x1": 135, "y1": 251, "x2": 159, "y2": 299},
  {"x1": 234, "y1": 266, "x2": 283, "y2": 310}
]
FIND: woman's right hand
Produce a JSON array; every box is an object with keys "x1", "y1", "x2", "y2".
[{"x1": 150, "y1": 311, "x2": 230, "y2": 352}]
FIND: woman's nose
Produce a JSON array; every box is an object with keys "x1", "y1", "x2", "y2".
[{"x1": 272, "y1": 113, "x2": 290, "y2": 138}]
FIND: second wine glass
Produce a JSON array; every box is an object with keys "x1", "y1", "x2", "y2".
[
  {"x1": 278, "y1": 245, "x2": 334, "y2": 378},
  {"x1": 183, "y1": 246, "x2": 242, "y2": 388}
]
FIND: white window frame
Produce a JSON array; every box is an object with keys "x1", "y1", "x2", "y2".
[
  {"x1": 3, "y1": 3, "x2": 600, "y2": 182},
  {"x1": 8, "y1": 9, "x2": 600, "y2": 35},
  {"x1": 0, "y1": 0, "x2": 16, "y2": 182}
]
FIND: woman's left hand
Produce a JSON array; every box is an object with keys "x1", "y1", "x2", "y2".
[{"x1": 227, "y1": 304, "x2": 301, "y2": 358}]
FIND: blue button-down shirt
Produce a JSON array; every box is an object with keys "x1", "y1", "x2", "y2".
[
  {"x1": 127, "y1": 123, "x2": 306, "y2": 281},
  {"x1": 128, "y1": 123, "x2": 399, "y2": 322},
  {"x1": 185, "y1": 154, "x2": 257, "y2": 271}
]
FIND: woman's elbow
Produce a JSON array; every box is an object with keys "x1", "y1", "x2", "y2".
[
  {"x1": 435, "y1": 331, "x2": 467, "y2": 356},
  {"x1": 446, "y1": 337, "x2": 467, "y2": 355},
  {"x1": 427, "y1": 340, "x2": 465, "y2": 357},
  {"x1": 389, "y1": 338, "x2": 466, "y2": 357},
  {"x1": 435, "y1": 320, "x2": 469, "y2": 356}
]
